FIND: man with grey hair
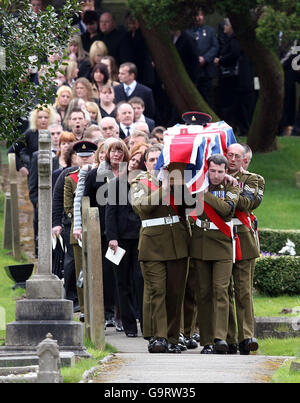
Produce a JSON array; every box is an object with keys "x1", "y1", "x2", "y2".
[
  {"x1": 226, "y1": 143, "x2": 259, "y2": 355},
  {"x1": 226, "y1": 143, "x2": 265, "y2": 354},
  {"x1": 116, "y1": 102, "x2": 135, "y2": 140},
  {"x1": 128, "y1": 130, "x2": 149, "y2": 150},
  {"x1": 99, "y1": 116, "x2": 119, "y2": 139}
]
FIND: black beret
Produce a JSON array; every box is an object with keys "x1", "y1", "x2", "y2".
[
  {"x1": 182, "y1": 111, "x2": 212, "y2": 126},
  {"x1": 73, "y1": 140, "x2": 97, "y2": 156}
]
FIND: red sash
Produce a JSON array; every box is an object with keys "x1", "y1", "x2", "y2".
[
  {"x1": 204, "y1": 202, "x2": 232, "y2": 238},
  {"x1": 204, "y1": 202, "x2": 242, "y2": 261},
  {"x1": 140, "y1": 178, "x2": 242, "y2": 261},
  {"x1": 69, "y1": 172, "x2": 79, "y2": 184},
  {"x1": 235, "y1": 209, "x2": 254, "y2": 233},
  {"x1": 139, "y1": 178, "x2": 179, "y2": 215}
]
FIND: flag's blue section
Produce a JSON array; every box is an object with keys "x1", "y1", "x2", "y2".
[{"x1": 155, "y1": 122, "x2": 237, "y2": 193}]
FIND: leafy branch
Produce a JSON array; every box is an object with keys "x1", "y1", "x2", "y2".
[{"x1": 0, "y1": 0, "x2": 80, "y2": 141}]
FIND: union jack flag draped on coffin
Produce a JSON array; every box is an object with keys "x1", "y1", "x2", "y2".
[{"x1": 155, "y1": 121, "x2": 237, "y2": 194}]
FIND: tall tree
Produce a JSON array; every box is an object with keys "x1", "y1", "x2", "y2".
[
  {"x1": 127, "y1": 0, "x2": 300, "y2": 152},
  {"x1": 127, "y1": 1, "x2": 219, "y2": 122},
  {"x1": 0, "y1": 0, "x2": 80, "y2": 141}
]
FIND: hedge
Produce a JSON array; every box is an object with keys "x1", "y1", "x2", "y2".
[
  {"x1": 254, "y1": 256, "x2": 300, "y2": 296},
  {"x1": 259, "y1": 229, "x2": 300, "y2": 255}
]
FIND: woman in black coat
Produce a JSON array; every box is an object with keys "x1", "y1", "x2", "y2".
[
  {"x1": 7, "y1": 104, "x2": 56, "y2": 174},
  {"x1": 83, "y1": 139, "x2": 129, "y2": 329},
  {"x1": 105, "y1": 150, "x2": 145, "y2": 337}
]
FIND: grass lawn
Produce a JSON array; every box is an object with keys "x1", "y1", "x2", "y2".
[
  {"x1": 271, "y1": 359, "x2": 300, "y2": 383},
  {"x1": 248, "y1": 137, "x2": 300, "y2": 229},
  {"x1": 253, "y1": 294, "x2": 300, "y2": 317},
  {"x1": 0, "y1": 193, "x2": 115, "y2": 382},
  {"x1": 1, "y1": 137, "x2": 300, "y2": 382},
  {"x1": 0, "y1": 193, "x2": 27, "y2": 343}
]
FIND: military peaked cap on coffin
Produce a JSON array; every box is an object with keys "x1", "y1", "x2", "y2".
[
  {"x1": 182, "y1": 111, "x2": 212, "y2": 126},
  {"x1": 73, "y1": 140, "x2": 97, "y2": 157}
]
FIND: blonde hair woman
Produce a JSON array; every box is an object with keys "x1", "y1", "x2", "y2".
[
  {"x1": 53, "y1": 85, "x2": 73, "y2": 121},
  {"x1": 63, "y1": 60, "x2": 79, "y2": 87},
  {"x1": 66, "y1": 34, "x2": 88, "y2": 64},
  {"x1": 29, "y1": 104, "x2": 56, "y2": 131},
  {"x1": 8, "y1": 104, "x2": 56, "y2": 177},
  {"x1": 86, "y1": 101, "x2": 102, "y2": 125},
  {"x1": 78, "y1": 40, "x2": 109, "y2": 80},
  {"x1": 89, "y1": 40, "x2": 108, "y2": 67},
  {"x1": 73, "y1": 77, "x2": 94, "y2": 102}
]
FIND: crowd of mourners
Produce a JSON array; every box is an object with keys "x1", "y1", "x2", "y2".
[{"x1": 6, "y1": 0, "x2": 294, "y2": 354}]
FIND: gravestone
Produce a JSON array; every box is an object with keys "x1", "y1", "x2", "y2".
[
  {"x1": 81, "y1": 197, "x2": 105, "y2": 350},
  {"x1": 37, "y1": 333, "x2": 62, "y2": 383},
  {"x1": 8, "y1": 154, "x2": 21, "y2": 260},
  {"x1": 2, "y1": 192, "x2": 12, "y2": 250},
  {"x1": 296, "y1": 172, "x2": 300, "y2": 189},
  {"x1": 2, "y1": 130, "x2": 90, "y2": 358}
]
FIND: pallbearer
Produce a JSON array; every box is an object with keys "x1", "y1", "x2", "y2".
[{"x1": 190, "y1": 153, "x2": 240, "y2": 354}]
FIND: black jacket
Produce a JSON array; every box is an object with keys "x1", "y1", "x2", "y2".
[
  {"x1": 83, "y1": 164, "x2": 114, "y2": 236},
  {"x1": 52, "y1": 166, "x2": 78, "y2": 228},
  {"x1": 113, "y1": 82, "x2": 155, "y2": 119},
  {"x1": 185, "y1": 24, "x2": 219, "y2": 79},
  {"x1": 28, "y1": 151, "x2": 59, "y2": 206},
  {"x1": 7, "y1": 129, "x2": 39, "y2": 171},
  {"x1": 105, "y1": 176, "x2": 141, "y2": 242}
]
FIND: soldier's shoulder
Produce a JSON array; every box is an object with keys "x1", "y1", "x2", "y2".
[
  {"x1": 240, "y1": 170, "x2": 258, "y2": 184},
  {"x1": 245, "y1": 170, "x2": 264, "y2": 180},
  {"x1": 241, "y1": 169, "x2": 255, "y2": 177},
  {"x1": 65, "y1": 167, "x2": 80, "y2": 177},
  {"x1": 133, "y1": 171, "x2": 152, "y2": 183},
  {"x1": 225, "y1": 182, "x2": 240, "y2": 201}
]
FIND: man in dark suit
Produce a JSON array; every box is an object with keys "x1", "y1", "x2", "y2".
[
  {"x1": 114, "y1": 62, "x2": 156, "y2": 120},
  {"x1": 186, "y1": 7, "x2": 219, "y2": 107},
  {"x1": 98, "y1": 11, "x2": 128, "y2": 65},
  {"x1": 116, "y1": 102, "x2": 136, "y2": 141}
]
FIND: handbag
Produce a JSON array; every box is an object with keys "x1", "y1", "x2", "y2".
[{"x1": 220, "y1": 61, "x2": 239, "y2": 77}]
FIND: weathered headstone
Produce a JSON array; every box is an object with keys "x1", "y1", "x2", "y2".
[
  {"x1": 8, "y1": 154, "x2": 21, "y2": 260},
  {"x1": 81, "y1": 196, "x2": 105, "y2": 349},
  {"x1": 290, "y1": 360, "x2": 300, "y2": 373},
  {"x1": 2, "y1": 192, "x2": 12, "y2": 250},
  {"x1": 86, "y1": 207, "x2": 105, "y2": 350},
  {"x1": 2, "y1": 130, "x2": 90, "y2": 358},
  {"x1": 37, "y1": 333, "x2": 62, "y2": 383},
  {"x1": 26, "y1": 130, "x2": 63, "y2": 299},
  {"x1": 82, "y1": 196, "x2": 91, "y2": 339},
  {"x1": 296, "y1": 172, "x2": 300, "y2": 189}
]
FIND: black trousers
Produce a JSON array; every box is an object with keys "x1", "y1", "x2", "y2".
[
  {"x1": 61, "y1": 224, "x2": 78, "y2": 304},
  {"x1": 101, "y1": 237, "x2": 118, "y2": 320},
  {"x1": 112, "y1": 239, "x2": 141, "y2": 334}
]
